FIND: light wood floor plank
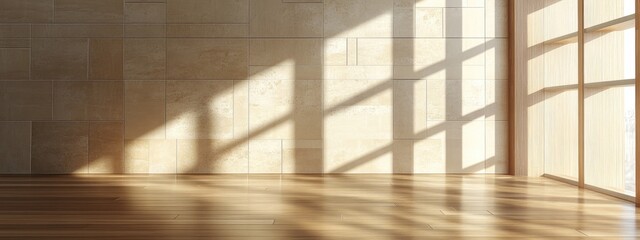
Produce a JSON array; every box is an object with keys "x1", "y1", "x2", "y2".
[{"x1": 0, "y1": 175, "x2": 637, "y2": 238}]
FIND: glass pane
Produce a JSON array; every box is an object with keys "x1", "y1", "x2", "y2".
[
  {"x1": 585, "y1": 86, "x2": 635, "y2": 196},
  {"x1": 585, "y1": 28, "x2": 635, "y2": 84},
  {"x1": 543, "y1": 0, "x2": 578, "y2": 41},
  {"x1": 584, "y1": 0, "x2": 635, "y2": 196},
  {"x1": 624, "y1": 87, "x2": 636, "y2": 194},
  {"x1": 584, "y1": 0, "x2": 635, "y2": 28},
  {"x1": 543, "y1": 0, "x2": 578, "y2": 180}
]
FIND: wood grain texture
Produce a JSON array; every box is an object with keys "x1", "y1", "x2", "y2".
[
  {"x1": 0, "y1": 175, "x2": 637, "y2": 239},
  {"x1": 508, "y1": 0, "x2": 515, "y2": 175},
  {"x1": 636, "y1": 0, "x2": 639, "y2": 207},
  {"x1": 577, "y1": 0, "x2": 585, "y2": 188}
]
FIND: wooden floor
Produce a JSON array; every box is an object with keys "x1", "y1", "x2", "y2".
[{"x1": 0, "y1": 175, "x2": 638, "y2": 239}]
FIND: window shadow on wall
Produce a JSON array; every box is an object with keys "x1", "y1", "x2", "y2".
[{"x1": 72, "y1": 0, "x2": 508, "y2": 176}]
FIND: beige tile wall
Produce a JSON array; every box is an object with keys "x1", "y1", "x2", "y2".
[{"x1": 0, "y1": 0, "x2": 507, "y2": 174}]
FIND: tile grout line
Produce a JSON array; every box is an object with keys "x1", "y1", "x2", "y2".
[
  {"x1": 122, "y1": 0, "x2": 126, "y2": 175},
  {"x1": 23, "y1": 36, "x2": 500, "y2": 39},
  {"x1": 247, "y1": 0, "x2": 251, "y2": 175},
  {"x1": 86, "y1": 38, "x2": 90, "y2": 80},
  {"x1": 164, "y1": 0, "x2": 172, "y2": 175},
  {"x1": 322, "y1": 0, "x2": 325, "y2": 176},
  {"x1": 28, "y1": 24, "x2": 32, "y2": 81},
  {"x1": 29, "y1": 19, "x2": 36, "y2": 174},
  {"x1": 29, "y1": 121, "x2": 32, "y2": 174},
  {"x1": 232, "y1": 80, "x2": 235, "y2": 152},
  {"x1": 86, "y1": 119, "x2": 89, "y2": 174}
]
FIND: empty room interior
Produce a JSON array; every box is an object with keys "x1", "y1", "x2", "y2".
[{"x1": 1, "y1": 0, "x2": 640, "y2": 238}]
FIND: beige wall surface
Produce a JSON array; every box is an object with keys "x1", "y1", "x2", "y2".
[{"x1": 0, "y1": 0, "x2": 507, "y2": 174}]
